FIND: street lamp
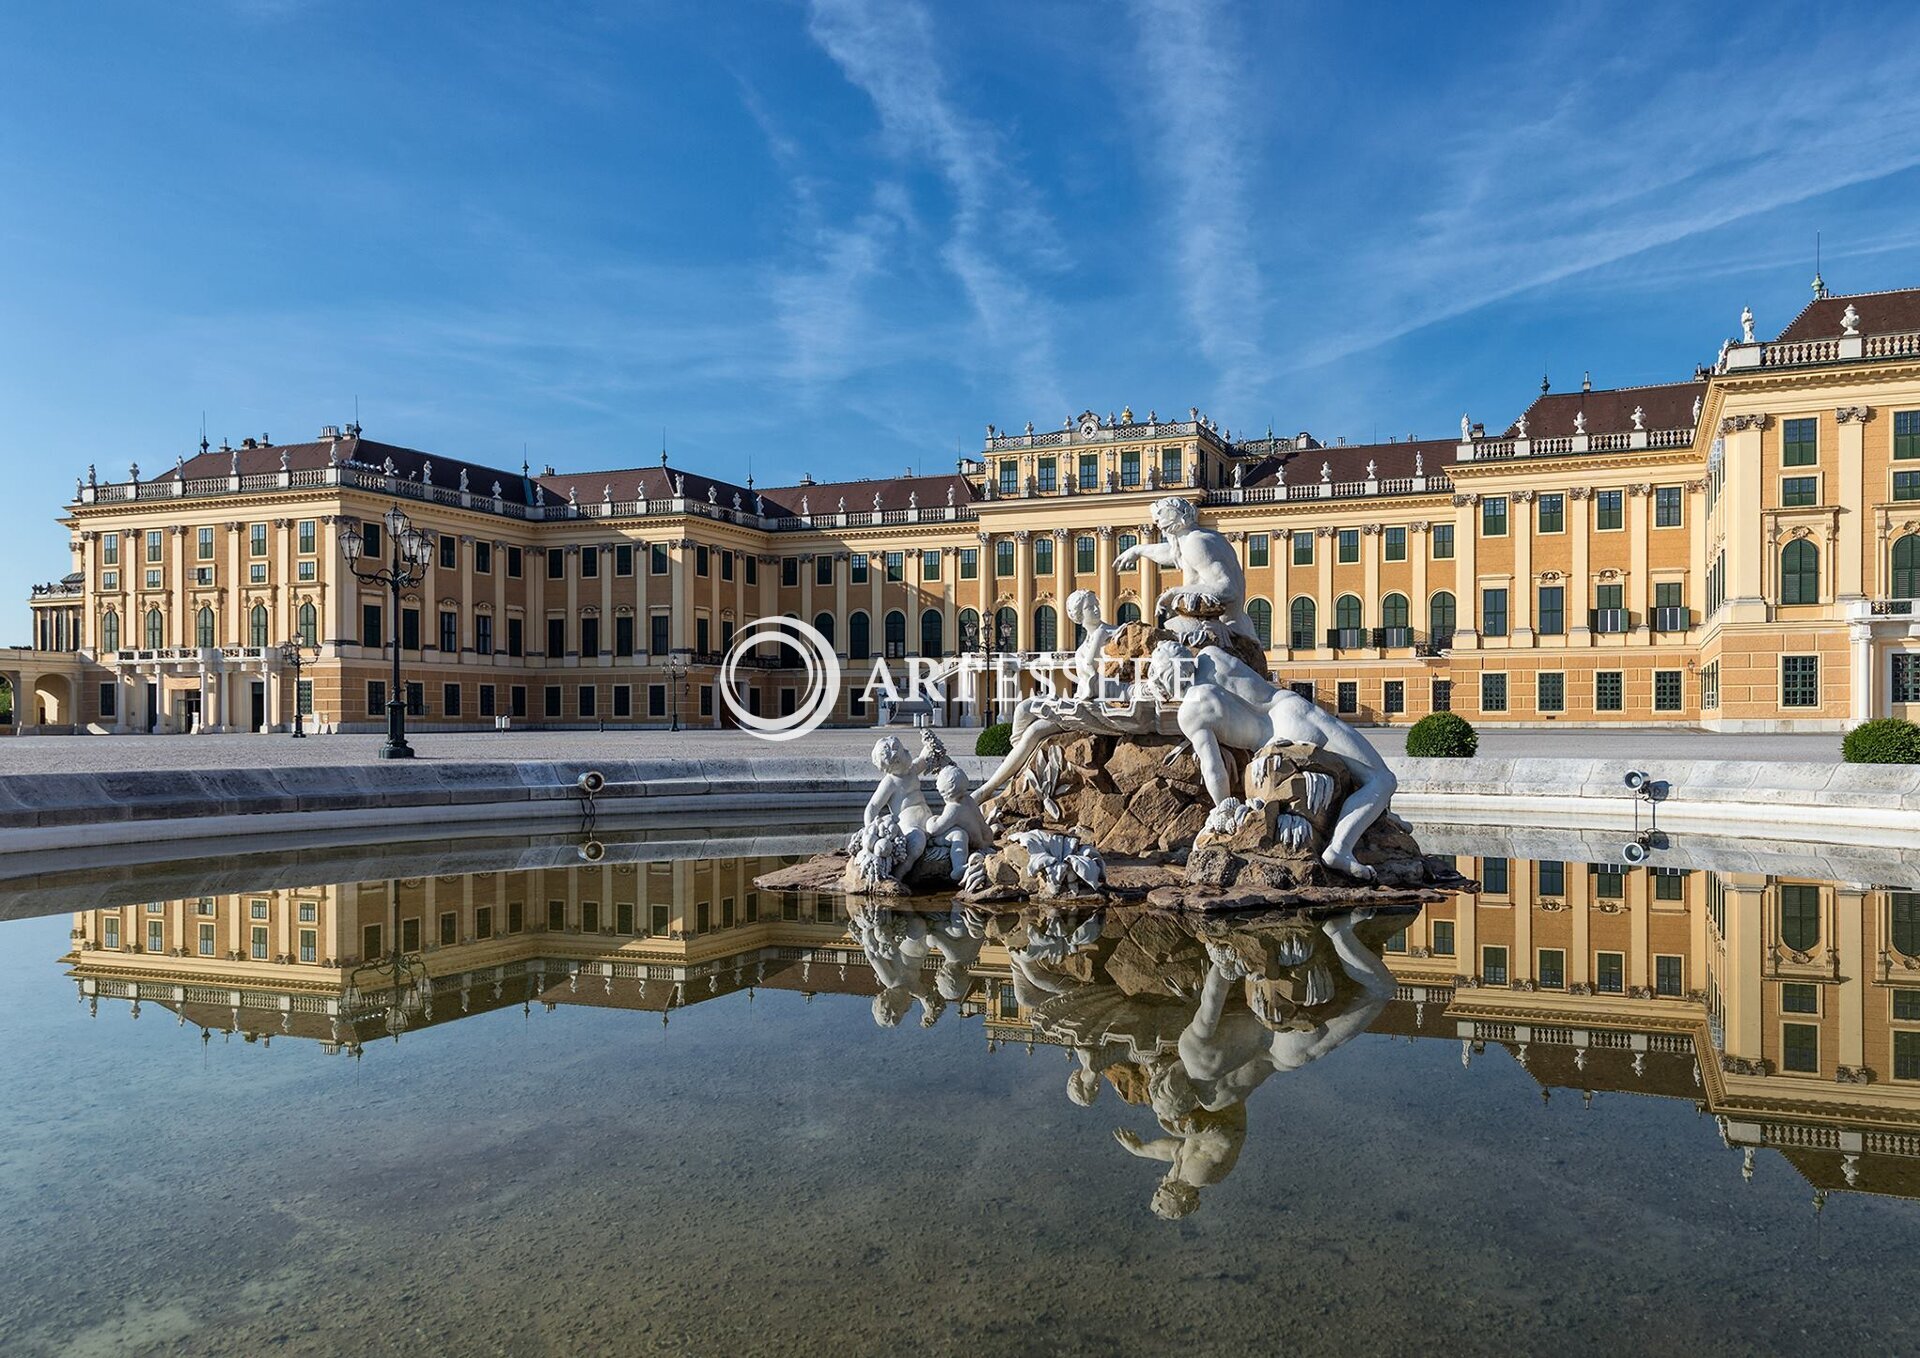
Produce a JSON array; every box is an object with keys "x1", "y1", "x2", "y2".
[
  {"x1": 978, "y1": 609, "x2": 1017, "y2": 724},
  {"x1": 667, "y1": 647, "x2": 692, "y2": 731},
  {"x1": 345, "y1": 878, "x2": 428, "y2": 1045},
  {"x1": 341, "y1": 506, "x2": 432, "y2": 759},
  {"x1": 278, "y1": 640, "x2": 313, "y2": 738}
]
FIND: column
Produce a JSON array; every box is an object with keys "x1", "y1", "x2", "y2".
[
  {"x1": 1452, "y1": 497, "x2": 1478, "y2": 641},
  {"x1": 564, "y1": 549, "x2": 580, "y2": 661},
  {"x1": 1014, "y1": 530, "x2": 1034, "y2": 654},
  {"x1": 1835, "y1": 409, "x2": 1868, "y2": 602},
  {"x1": 1836, "y1": 884, "x2": 1868, "y2": 1074},
  {"x1": 1096, "y1": 528, "x2": 1116, "y2": 621},
  {"x1": 1511, "y1": 492, "x2": 1534, "y2": 640},
  {"x1": 1720, "y1": 419, "x2": 1768, "y2": 622},
  {"x1": 1627, "y1": 871, "x2": 1649, "y2": 991},
  {"x1": 600, "y1": 545, "x2": 614, "y2": 663},
  {"x1": 1719, "y1": 876, "x2": 1767, "y2": 1066},
  {"x1": 1627, "y1": 484, "x2": 1651, "y2": 640},
  {"x1": 1362, "y1": 523, "x2": 1383, "y2": 647},
  {"x1": 1568, "y1": 488, "x2": 1592, "y2": 644},
  {"x1": 1410, "y1": 523, "x2": 1430, "y2": 647},
  {"x1": 1570, "y1": 868, "x2": 1592, "y2": 989}
]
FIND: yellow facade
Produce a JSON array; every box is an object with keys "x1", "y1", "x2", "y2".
[{"x1": 26, "y1": 287, "x2": 1920, "y2": 733}]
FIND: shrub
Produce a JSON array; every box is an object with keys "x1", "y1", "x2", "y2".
[
  {"x1": 976, "y1": 721, "x2": 1013, "y2": 758},
  {"x1": 1406, "y1": 712, "x2": 1479, "y2": 758},
  {"x1": 1842, "y1": 718, "x2": 1920, "y2": 764}
]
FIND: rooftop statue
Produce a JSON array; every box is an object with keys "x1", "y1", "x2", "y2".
[{"x1": 1741, "y1": 305, "x2": 1755, "y2": 344}]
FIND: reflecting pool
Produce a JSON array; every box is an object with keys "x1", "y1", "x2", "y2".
[{"x1": 4, "y1": 831, "x2": 1920, "y2": 1355}]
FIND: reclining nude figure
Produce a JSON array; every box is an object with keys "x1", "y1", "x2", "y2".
[
  {"x1": 974, "y1": 589, "x2": 1131, "y2": 802},
  {"x1": 1175, "y1": 646, "x2": 1397, "y2": 879},
  {"x1": 1113, "y1": 496, "x2": 1260, "y2": 646}
]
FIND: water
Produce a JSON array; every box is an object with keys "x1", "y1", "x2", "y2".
[{"x1": 3, "y1": 827, "x2": 1919, "y2": 1356}]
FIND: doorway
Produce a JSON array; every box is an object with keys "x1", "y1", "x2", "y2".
[
  {"x1": 250, "y1": 681, "x2": 266, "y2": 732},
  {"x1": 145, "y1": 682, "x2": 158, "y2": 733}
]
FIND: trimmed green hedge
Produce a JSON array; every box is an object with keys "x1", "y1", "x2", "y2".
[
  {"x1": 1842, "y1": 718, "x2": 1920, "y2": 764},
  {"x1": 1406, "y1": 712, "x2": 1479, "y2": 758},
  {"x1": 976, "y1": 722, "x2": 1013, "y2": 757}
]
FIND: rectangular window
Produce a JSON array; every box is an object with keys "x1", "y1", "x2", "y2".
[
  {"x1": 1894, "y1": 654, "x2": 1920, "y2": 704},
  {"x1": 1480, "y1": 672, "x2": 1507, "y2": 712},
  {"x1": 297, "y1": 561, "x2": 315, "y2": 582},
  {"x1": 1384, "y1": 526, "x2": 1406, "y2": 561},
  {"x1": 475, "y1": 540, "x2": 492, "y2": 574},
  {"x1": 995, "y1": 540, "x2": 1014, "y2": 577},
  {"x1": 1337, "y1": 681, "x2": 1357, "y2": 715},
  {"x1": 1654, "y1": 486, "x2": 1683, "y2": 527},
  {"x1": 507, "y1": 545, "x2": 523, "y2": 577},
  {"x1": 475, "y1": 615, "x2": 494, "y2": 656},
  {"x1": 399, "y1": 607, "x2": 420, "y2": 651},
  {"x1": 998, "y1": 461, "x2": 1019, "y2": 496},
  {"x1": 1481, "y1": 588, "x2": 1508, "y2": 637},
  {"x1": 614, "y1": 615, "x2": 634, "y2": 658},
  {"x1": 547, "y1": 617, "x2": 566, "y2": 657},
  {"x1": 546, "y1": 547, "x2": 565, "y2": 579},
  {"x1": 1247, "y1": 534, "x2": 1269, "y2": 568},
  {"x1": 99, "y1": 683, "x2": 117, "y2": 718},
  {"x1": 543, "y1": 685, "x2": 562, "y2": 718},
  {"x1": 1654, "y1": 868, "x2": 1686, "y2": 901},
  {"x1": 1894, "y1": 989, "x2": 1920, "y2": 1021},
  {"x1": 813, "y1": 554, "x2": 833, "y2": 587},
  {"x1": 1538, "y1": 949, "x2": 1565, "y2": 989},
  {"x1": 507, "y1": 616, "x2": 524, "y2": 657},
  {"x1": 439, "y1": 610, "x2": 459, "y2": 653},
  {"x1": 1337, "y1": 529, "x2": 1359, "y2": 563},
  {"x1": 1293, "y1": 533, "x2": 1313, "y2": 566},
  {"x1": 579, "y1": 545, "x2": 599, "y2": 579},
  {"x1": 1654, "y1": 955, "x2": 1683, "y2": 996},
  {"x1": 1537, "y1": 585, "x2": 1564, "y2": 636},
  {"x1": 198, "y1": 526, "x2": 215, "y2": 560},
  {"x1": 1160, "y1": 446, "x2": 1181, "y2": 484},
  {"x1": 1121, "y1": 449, "x2": 1140, "y2": 487},
  {"x1": 1781, "y1": 475, "x2": 1817, "y2": 507},
  {"x1": 1783, "y1": 416, "x2": 1817, "y2": 466},
  {"x1": 1432, "y1": 920, "x2": 1455, "y2": 956},
  {"x1": 406, "y1": 681, "x2": 423, "y2": 716},
  {"x1": 249, "y1": 522, "x2": 267, "y2": 557},
  {"x1": 442, "y1": 683, "x2": 460, "y2": 717},
  {"x1": 1482, "y1": 946, "x2": 1509, "y2": 986},
  {"x1": 479, "y1": 685, "x2": 496, "y2": 718},
  {"x1": 648, "y1": 684, "x2": 666, "y2": 717},
  {"x1": 1782, "y1": 655, "x2": 1819, "y2": 708},
  {"x1": 953, "y1": 548, "x2": 975, "y2": 580},
  {"x1": 650, "y1": 614, "x2": 669, "y2": 657},
  {"x1": 1896, "y1": 410, "x2": 1920, "y2": 460},
  {"x1": 1432, "y1": 524, "x2": 1454, "y2": 559},
  {"x1": 1383, "y1": 680, "x2": 1405, "y2": 715},
  {"x1": 439, "y1": 535, "x2": 457, "y2": 570},
  {"x1": 1896, "y1": 1032, "x2": 1920, "y2": 1081},
  {"x1": 103, "y1": 917, "x2": 120, "y2": 949},
  {"x1": 511, "y1": 685, "x2": 526, "y2": 718},
  {"x1": 1431, "y1": 678, "x2": 1452, "y2": 712},
  {"x1": 1596, "y1": 951, "x2": 1624, "y2": 994},
  {"x1": 439, "y1": 911, "x2": 457, "y2": 946},
  {"x1": 1481, "y1": 497, "x2": 1508, "y2": 537},
  {"x1": 147, "y1": 529, "x2": 164, "y2": 563},
  {"x1": 1537, "y1": 493, "x2": 1564, "y2": 533},
  {"x1": 199, "y1": 922, "x2": 215, "y2": 956},
  {"x1": 613, "y1": 684, "x2": 632, "y2": 718},
  {"x1": 1538, "y1": 859, "x2": 1565, "y2": 896},
  {"x1": 146, "y1": 919, "x2": 163, "y2": 953},
  {"x1": 1595, "y1": 489, "x2": 1624, "y2": 530},
  {"x1": 886, "y1": 551, "x2": 904, "y2": 583},
  {"x1": 1895, "y1": 470, "x2": 1920, "y2": 502},
  {"x1": 579, "y1": 684, "x2": 597, "y2": 718},
  {"x1": 1596, "y1": 671, "x2": 1623, "y2": 712},
  {"x1": 1782, "y1": 982, "x2": 1819, "y2": 1014},
  {"x1": 367, "y1": 680, "x2": 387, "y2": 716},
  {"x1": 1594, "y1": 865, "x2": 1625, "y2": 899},
  {"x1": 651, "y1": 543, "x2": 670, "y2": 575},
  {"x1": 103, "y1": 533, "x2": 119, "y2": 565},
  {"x1": 1037, "y1": 456, "x2": 1056, "y2": 491},
  {"x1": 474, "y1": 906, "x2": 493, "y2": 941},
  {"x1": 610, "y1": 543, "x2": 632, "y2": 577},
  {"x1": 580, "y1": 616, "x2": 600, "y2": 657},
  {"x1": 1653, "y1": 670, "x2": 1683, "y2": 712},
  {"x1": 1481, "y1": 857, "x2": 1509, "y2": 893},
  {"x1": 922, "y1": 550, "x2": 940, "y2": 580},
  {"x1": 1782, "y1": 1022, "x2": 1819, "y2": 1073}
]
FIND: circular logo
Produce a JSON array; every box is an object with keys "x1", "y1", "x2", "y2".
[{"x1": 718, "y1": 616, "x2": 842, "y2": 741}]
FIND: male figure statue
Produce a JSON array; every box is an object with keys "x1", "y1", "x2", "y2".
[
  {"x1": 1113, "y1": 496, "x2": 1259, "y2": 646},
  {"x1": 1174, "y1": 647, "x2": 1397, "y2": 879}
]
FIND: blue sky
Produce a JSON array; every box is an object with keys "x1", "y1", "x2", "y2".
[{"x1": 6, "y1": 1, "x2": 1920, "y2": 633}]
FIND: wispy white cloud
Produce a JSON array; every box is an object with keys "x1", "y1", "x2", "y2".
[
  {"x1": 1288, "y1": 8, "x2": 1920, "y2": 371},
  {"x1": 802, "y1": 0, "x2": 1068, "y2": 415},
  {"x1": 1127, "y1": 0, "x2": 1268, "y2": 413}
]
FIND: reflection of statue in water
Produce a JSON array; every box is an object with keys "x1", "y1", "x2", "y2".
[
  {"x1": 1113, "y1": 496, "x2": 1260, "y2": 647},
  {"x1": 848, "y1": 903, "x2": 985, "y2": 1026},
  {"x1": 1026, "y1": 906, "x2": 1398, "y2": 1218},
  {"x1": 1178, "y1": 648, "x2": 1397, "y2": 879}
]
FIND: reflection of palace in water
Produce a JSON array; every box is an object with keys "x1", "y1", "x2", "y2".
[{"x1": 64, "y1": 855, "x2": 1920, "y2": 1206}]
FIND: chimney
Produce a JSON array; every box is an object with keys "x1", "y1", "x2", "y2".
[
  {"x1": 242, "y1": 437, "x2": 257, "y2": 449},
  {"x1": 799, "y1": 472, "x2": 815, "y2": 486},
  {"x1": 320, "y1": 425, "x2": 340, "y2": 441}
]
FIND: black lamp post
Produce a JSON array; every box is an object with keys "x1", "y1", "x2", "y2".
[
  {"x1": 278, "y1": 640, "x2": 312, "y2": 738},
  {"x1": 667, "y1": 647, "x2": 692, "y2": 730},
  {"x1": 346, "y1": 878, "x2": 429, "y2": 1045},
  {"x1": 978, "y1": 610, "x2": 1016, "y2": 724},
  {"x1": 341, "y1": 506, "x2": 432, "y2": 759}
]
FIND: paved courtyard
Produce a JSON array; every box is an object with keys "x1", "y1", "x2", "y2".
[{"x1": 0, "y1": 724, "x2": 1846, "y2": 774}]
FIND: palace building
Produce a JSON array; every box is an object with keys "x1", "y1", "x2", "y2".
[{"x1": 21, "y1": 281, "x2": 1920, "y2": 734}]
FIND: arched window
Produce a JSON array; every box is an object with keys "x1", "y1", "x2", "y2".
[
  {"x1": 1429, "y1": 591, "x2": 1457, "y2": 639},
  {"x1": 885, "y1": 609, "x2": 906, "y2": 658},
  {"x1": 1381, "y1": 592, "x2": 1410, "y2": 629},
  {"x1": 1780, "y1": 539, "x2": 1819, "y2": 604},
  {"x1": 1779, "y1": 884, "x2": 1820, "y2": 952},
  {"x1": 195, "y1": 607, "x2": 215, "y2": 648},
  {"x1": 1247, "y1": 598, "x2": 1273, "y2": 648},
  {"x1": 958, "y1": 607, "x2": 980, "y2": 652},
  {"x1": 994, "y1": 605, "x2": 1019, "y2": 650},
  {"x1": 1117, "y1": 602, "x2": 1142, "y2": 626},
  {"x1": 100, "y1": 610, "x2": 120, "y2": 654},
  {"x1": 849, "y1": 611, "x2": 870, "y2": 660},
  {"x1": 921, "y1": 609, "x2": 943, "y2": 658},
  {"x1": 297, "y1": 601, "x2": 317, "y2": 648},
  {"x1": 1335, "y1": 594, "x2": 1363, "y2": 629},
  {"x1": 1289, "y1": 597, "x2": 1316, "y2": 648},
  {"x1": 249, "y1": 604, "x2": 268, "y2": 648},
  {"x1": 1893, "y1": 892, "x2": 1920, "y2": 957},
  {"x1": 1893, "y1": 534, "x2": 1920, "y2": 599},
  {"x1": 1034, "y1": 604, "x2": 1058, "y2": 651},
  {"x1": 1116, "y1": 533, "x2": 1138, "y2": 566},
  {"x1": 813, "y1": 612, "x2": 835, "y2": 647},
  {"x1": 145, "y1": 608, "x2": 164, "y2": 649}
]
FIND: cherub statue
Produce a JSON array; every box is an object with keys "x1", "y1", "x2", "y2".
[
  {"x1": 1114, "y1": 496, "x2": 1259, "y2": 647},
  {"x1": 1174, "y1": 647, "x2": 1397, "y2": 879},
  {"x1": 852, "y1": 732, "x2": 942, "y2": 882},
  {"x1": 925, "y1": 764, "x2": 993, "y2": 880}
]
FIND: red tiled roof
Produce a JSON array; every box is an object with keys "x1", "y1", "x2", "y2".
[
  {"x1": 1506, "y1": 380, "x2": 1704, "y2": 439},
  {"x1": 176, "y1": 435, "x2": 544, "y2": 506},
  {"x1": 1775, "y1": 288, "x2": 1920, "y2": 342},
  {"x1": 752, "y1": 472, "x2": 980, "y2": 517},
  {"x1": 1237, "y1": 437, "x2": 1454, "y2": 490}
]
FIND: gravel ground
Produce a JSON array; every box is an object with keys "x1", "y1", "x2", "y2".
[{"x1": 0, "y1": 723, "x2": 1844, "y2": 774}]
